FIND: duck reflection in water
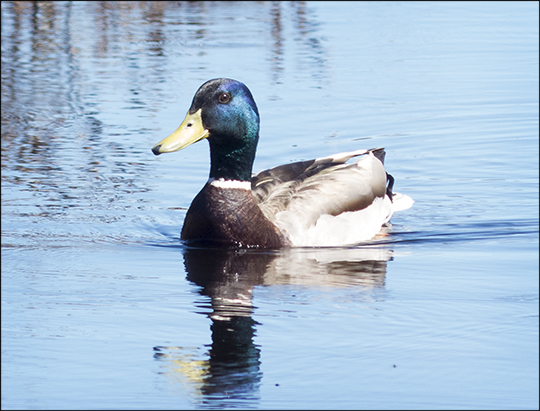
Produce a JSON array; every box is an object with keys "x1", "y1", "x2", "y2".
[{"x1": 154, "y1": 245, "x2": 392, "y2": 406}]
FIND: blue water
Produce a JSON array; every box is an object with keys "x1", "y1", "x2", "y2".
[{"x1": 1, "y1": 1, "x2": 538, "y2": 409}]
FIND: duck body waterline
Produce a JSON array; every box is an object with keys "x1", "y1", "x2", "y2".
[{"x1": 152, "y1": 78, "x2": 413, "y2": 248}]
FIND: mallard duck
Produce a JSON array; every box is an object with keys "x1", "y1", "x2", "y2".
[{"x1": 152, "y1": 78, "x2": 413, "y2": 248}]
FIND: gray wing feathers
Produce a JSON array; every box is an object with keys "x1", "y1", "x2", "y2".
[{"x1": 251, "y1": 149, "x2": 388, "y2": 228}]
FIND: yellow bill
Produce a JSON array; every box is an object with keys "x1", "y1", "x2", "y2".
[{"x1": 152, "y1": 109, "x2": 209, "y2": 155}]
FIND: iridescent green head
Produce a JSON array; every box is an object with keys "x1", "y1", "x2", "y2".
[{"x1": 152, "y1": 78, "x2": 260, "y2": 182}]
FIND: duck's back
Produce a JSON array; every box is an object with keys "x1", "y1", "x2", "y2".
[{"x1": 251, "y1": 148, "x2": 402, "y2": 247}]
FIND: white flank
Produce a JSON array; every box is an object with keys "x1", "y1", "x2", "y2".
[
  {"x1": 209, "y1": 178, "x2": 251, "y2": 190},
  {"x1": 275, "y1": 196, "x2": 394, "y2": 247}
]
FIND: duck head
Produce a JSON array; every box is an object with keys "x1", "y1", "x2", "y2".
[{"x1": 152, "y1": 78, "x2": 260, "y2": 182}]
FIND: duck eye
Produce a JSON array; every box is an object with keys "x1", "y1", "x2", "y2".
[{"x1": 218, "y1": 92, "x2": 231, "y2": 104}]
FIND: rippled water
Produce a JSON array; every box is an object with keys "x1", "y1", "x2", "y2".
[{"x1": 2, "y1": 1, "x2": 538, "y2": 409}]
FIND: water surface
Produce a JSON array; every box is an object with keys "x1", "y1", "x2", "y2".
[{"x1": 2, "y1": 1, "x2": 538, "y2": 409}]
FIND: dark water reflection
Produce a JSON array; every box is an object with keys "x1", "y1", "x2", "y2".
[
  {"x1": 154, "y1": 246, "x2": 390, "y2": 407},
  {"x1": 1, "y1": 0, "x2": 329, "y2": 248}
]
